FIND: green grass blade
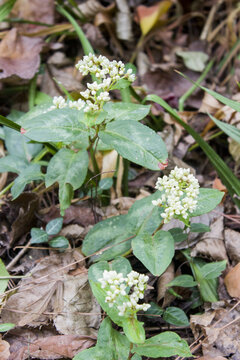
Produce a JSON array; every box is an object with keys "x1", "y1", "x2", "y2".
[
  {"x1": 208, "y1": 113, "x2": 240, "y2": 144},
  {"x1": 144, "y1": 94, "x2": 240, "y2": 205},
  {"x1": 0, "y1": 0, "x2": 17, "y2": 22},
  {"x1": 56, "y1": 5, "x2": 94, "y2": 55},
  {"x1": 0, "y1": 115, "x2": 21, "y2": 132}
]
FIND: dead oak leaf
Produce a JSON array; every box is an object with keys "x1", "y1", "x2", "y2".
[
  {"x1": 9, "y1": 335, "x2": 96, "y2": 360},
  {"x1": 0, "y1": 28, "x2": 43, "y2": 80}
]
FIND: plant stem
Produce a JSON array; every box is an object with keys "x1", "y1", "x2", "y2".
[
  {"x1": 0, "y1": 181, "x2": 14, "y2": 198},
  {"x1": 128, "y1": 342, "x2": 134, "y2": 360},
  {"x1": 32, "y1": 147, "x2": 49, "y2": 163},
  {"x1": 90, "y1": 146, "x2": 100, "y2": 176}
]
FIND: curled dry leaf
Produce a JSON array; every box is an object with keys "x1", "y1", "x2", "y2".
[
  {"x1": 191, "y1": 216, "x2": 228, "y2": 261},
  {"x1": 115, "y1": 0, "x2": 133, "y2": 41},
  {"x1": 224, "y1": 262, "x2": 240, "y2": 298},
  {"x1": 78, "y1": 0, "x2": 114, "y2": 20},
  {"x1": 0, "y1": 337, "x2": 10, "y2": 360},
  {"x1": 0, "y1": 29, "x2": 43, "y2": 80},
  {"x1": 9, "y1": 335, "x2": 96, "y2": 360},
  {"x1": 157, "y1": 262, "x2": 175, "y2": 307},
  {"x1": 224, "y1": 229, "x2": 240, "y2": 264}
]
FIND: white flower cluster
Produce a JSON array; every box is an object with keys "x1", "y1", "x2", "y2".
[
  {"x1": 76, "y1": 54, "x2": 135, "y2": 112},
  {"x1": 152, "y1": 167, "x2": 200, "y2": 223},
  {"x1": 98, "y1": 270, "x2": 150, "y2": 316},
  {"x1": 50, "y1": 96, "x2": 85, "y2": 111}
]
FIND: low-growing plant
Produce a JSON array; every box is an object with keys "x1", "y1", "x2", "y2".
[{"x1": 73, "y1": 167, "x2": 225, "y2": 359}]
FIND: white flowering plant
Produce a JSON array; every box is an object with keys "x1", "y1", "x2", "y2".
[{"x1": 0, "y1": 53, "x2": 168, "y2": 214}]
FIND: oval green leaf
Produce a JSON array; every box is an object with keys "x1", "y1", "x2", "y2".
[
  {"x1": 99, "y1": 120, "x2": 168, "y2": 170},
  {"x1": 46, "y1": 217, "x2": 63, "y2": 235},
  {"x1": 132, "y1": 230, "x2": 174, "y2": 276},
  {"x1": 163, "y1": 307, "x2": 189, "y2": 326}
]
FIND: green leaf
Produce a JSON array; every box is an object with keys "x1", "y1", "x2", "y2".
[
  {"x1": 4, "y1": 126, "x2": 42, "y2": 161},
  {"x1": 145, "y1": 302, "x2": 164, "y2": 318},
  {"x1": 88, "y1": 260, "x2": 132, "y2": 327},
  {"x1": 167, "y1": 275, "x2": 197, "y2": 288},
  {"x1": 99, "y1": 120, "x2": 168, "y2": 170},
  {"x1": 110, "y1": 256, "x2": 132, "y2": 275},
  {"x1": 73, "y1": 347, "x2": 106, "y2": 360},
  {"x1": 0, "y1": 155, "x2": 28, "y2": 174},
  {"x1": 18, "y1": 103, "x2": 52, "y2": 125},
  {"x1": 46, "y1": 217, "x2": 63, "y2": 235},
  {"x1": 176, "y1": 51, "x2": 209, "y2": 72},
  {"x1": 145, "y1": 94, "x2": 240, "y2": 204},
  {"x1": 0, "y1": 0, "x2": 17, "y2": 22},
  {"x1": 97, "y1": 317, "x2": 130, "y2": 359},
  {"x1": 31, "y1": 228, "x2": 48, "y2": 244},
  {"x1": 132, "y1": 230, "x2": 174, "y2": 276},
  {"x1": 49, "y1": 236, "x2": 69, "y2": 248},
  {"x1": 82, "y1": 193, "x2": 164, "y2": 262},
  {"x1": 133, "y1": 331, "x2": 192, "y2": 358},
  {"x1": 163, "y1": 307, "x2": 189, "y2": 326},
  {"x1": 103, "y1": 102, "x2": 150, "y2": 121},
  {"x1": 98, "y1": 177, "x2": 113, "y2": 190},
  {"x1": 0, "y1": 259, "x2": 9, "y2": 294},
  {"x1": 191, "y1": 188, "x2": 224, "y2": 217},
  {"x1": 11, "y1": 164, "x2": 45, "y2": 199},
  {"x1": 123, "y1": 317, "x2": 145, "y2": 344},
  {"x1": 200, "y1": 260, "x2": 227, "y2": 280},
  {"x1": 169, "y1": 227, "x2": 188, "y2": 242},
  {"x1": 0, "y1": 323, "x2": 15, "y2": 332},
  {"x1": 190, "y1": 223, "x2": 210, "y2": 233},
  {"x1": 131, "y1": 355, "x2": 142, "y2": 360},
  {"x1": 22, "y1": 108, "x2": 90, "y2": 146},
  {"x1": 0, "y1": 323, "x2": 16, "y2": 332},
  {"x1": 111, "y1": 79, "x2": 131, "y2": 90},
  {"x1": 209, "y1": 114, "x2": 240, "y2": 144},
  {"x1": 45, "y1": 148, "x2": 88, "y2": 213}
]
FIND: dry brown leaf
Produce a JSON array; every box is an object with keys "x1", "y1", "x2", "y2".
[
  {"x1": 224, "y1": 228, "x2": 240, "y2": 264},
  {"x1": 9, "y1": 335, "x2": 96, "y2": 360},
  {"x1": 199, "y1": 92, "x2": 221, "y2": 114},
  {"x1": 190, "y1": 303, "x2": 240, "y2": 358},
  {"x1": 191, "y1": 216, "x2": 228, "y2": 261},
  {"x1": 157, "y1": 262, "x2": 175, "y2": 307},
  {"x1": 2, "y1": 251, "x2": 100, "y2": 334},
  {"x1": 0, "y1": 29, "x2": 43, "y2": 80},
  {"x1": 101, "y1": 150, "x2": 118, "y2": 180},
  {"x1": 0, "y1": 141, "x2": 7, "y2": 192},
  {"x1": 0, "y1": 337, "x2": 10, "y2": 360},
  {"x1": 213, "y1": 178, "x2": 227, "y2": 195},
  {"x1": 197, "y1": 356, "x2": 227, "y2": 360},
  {"x1": 12, "y1": 0, "x2": 54, "y2": 33},
  {"x1": 115, "y1": 0, "x2": 133, "y2": 41},
  {"x1": 224, "y1": 263, "x2": 240, "y2": 298},
  {"x1": 82, "y1": 23, "x2": 107, "y2": 49}
]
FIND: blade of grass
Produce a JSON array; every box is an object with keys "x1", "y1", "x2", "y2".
[
  {"x1": 0, "y1": 0, "x2": 17, "y2": 22},
  {"x1": 178, "y1": 60, "x2": 214, "y2": 111},
  {"x1": 208, "y1": 113, "x2": 240, "y2": 144},
  {"x1": 144, "y1": 94, "x2": 240, "y2": 206}
]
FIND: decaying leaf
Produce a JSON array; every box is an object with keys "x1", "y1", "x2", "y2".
[
  {"x1": 190, "y1": 302, "x2": 240, "y2": 358},
  {"x1": 0, "y1": 336, "x2": 10, "y2": 360},
  {"x1": 9, "y1": 334, "x2": 96, "y2": 360},
  {"x1": 12, "y1": 0, "x2": 54, "y2": 32},
  {"x1": 2, "y1": 251, "x2": 100, "y2": 335},
  {"x1": 136, "y1": 1, "x2": 172, "y2": 36},
  {"x1": 224, "y1": 263, "x2": 240, "y2": 298},
  {"x1": 191, "y1": 216, "x2": 228, "y2": 261},
  {"x1": 224, "y1": 229, "x2": 240, "y2": 264},
  {"x1": 197, "y1": 356, "x2": 227, "y2": 360},
  {"x1": 115, "y1": 0, "x2": 133, "y2": 41},
  {"x1": 0, "y1": 28, "x2": 43, "y2": 80},
  {"x1": 176, "y1": 50, "x2": 209, "y2": 72},
  {"x1": 157, "y1": 262, "x2": 175, "y2": 307}
]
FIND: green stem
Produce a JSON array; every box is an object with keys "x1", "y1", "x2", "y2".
[
  {"x1": 128, "y1": 342, "x2": 134, "y2": 360},
  {"x1": 32, "y1": 147, "x2": 49, "y2": 163},
  {"x1": 120, "y1": 88, "x2": 131, "y2": 196},
  {"x1": 90, "y1": 146, "x2": 100, "y2": 176},
  {"x1": 0, "y1": 181, "x2": 14, "y2": 198},
  {"x1": 188, "y1": 130, "x2": 223, "y2": 151},
  {"x1": 28, "y1": 74, "x2": 37, "y2": 110},
  {"x1": 178, "y1": 59, "x2": 214, "y2": 111}
]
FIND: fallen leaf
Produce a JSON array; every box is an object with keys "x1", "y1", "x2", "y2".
[
  {"x1": 0, "y1": 337, "x2": 10, "y2": 360},
  {"x1": 157, "y1": 262, "x2": 175, "y2": 306},
  {"x1": 224, "y1": 263, "x2": 240, "y2": 298},
  {"x1": 191, "y1": 216, "x2": 228, "y2": 261},
  {"x1": 0, "y1": 28, "x2": 43, "y2": 80},
  {"x1": 9, "y1": 335, "x2": 96, "y2": 360},
  {"x1": 136, "y1": 1, "x2": 172, "y2": 36},
  {"x1": 115, "y1": 0, "x2": 133, "y2": 41},
  {"x1": 12, "y1": 0, "x2": 54, "y2": 33},
  {"x1": 197, "y1": 356, "x2": 227, "y2": 360},
  {"x1": 176, "y1": 50, "x2": 209, "y2": 72},
  {"x1": 213, "y1": 178, "x2": 227, "y2": 196},
  {"x1": 2, "y1": 251, "x2": 100, "y2": 333},
  {"x1": 224, "y1": 229, "x2": 240, "y2": 264},
  {"x1": 101, "y1": 150, "x2": 118, "y2": 180}
]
